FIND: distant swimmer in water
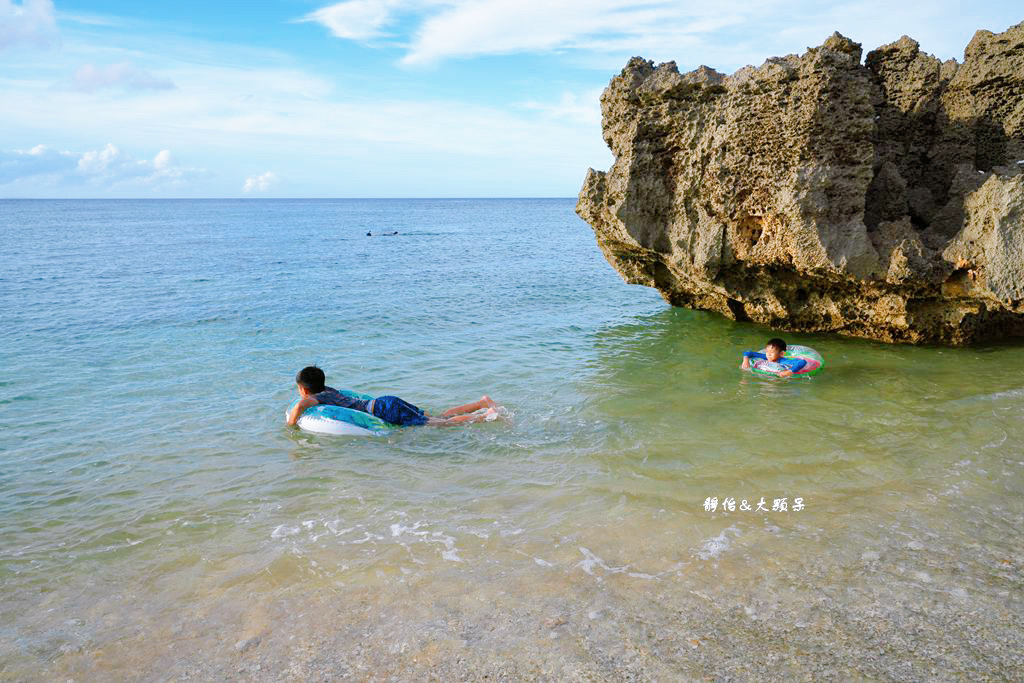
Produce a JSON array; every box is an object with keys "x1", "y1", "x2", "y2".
[
  {"x1": 285, "y1": 366, "x2": 506, "y2": 427},
  {"x1": 366, "y1": 231, "x2": 399, "y2": 236}
]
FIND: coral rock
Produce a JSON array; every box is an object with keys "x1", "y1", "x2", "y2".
[{"x1": 577, "y1": 22, "x2": 1024, "y2": 344}]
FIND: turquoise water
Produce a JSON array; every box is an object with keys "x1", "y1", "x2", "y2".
[{"x1": 2, "y1": 199, "x2": 1023, "y2": 678}]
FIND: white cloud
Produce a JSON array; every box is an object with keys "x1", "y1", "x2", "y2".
[
  {"x1": 0, "y1": 143, "x2": 200, "y2": 187},
  {"x1": 243, "y1": 171, "x2": 277, "y2": 193},
  {"x1": 74, "y1": 61, "x2": 176, "y2": 92},
  {"x1": 303, "y1": 0, "x2": 1010, "y2": 69},
  {"x1": 0, "y1": 58, "x2": 613, "y2": 195},
  {"x1": 76, "y1": 142, "x2": 120, "y2": 173},
  {"x1": 74, "y1": 144, "x2": 197, "y2": 184},
  {"x1": 1, "y1": 58, "x2": 593, "y2": 157},
  {"x1": 301, "y1": 0, "x2": 408, "y2": 41},
  {"x1": 0, "y1": 0, "x2": 56, "y2": 50},
  {"x1": 302, "y1": 0, "x2": 764, "y2": 65},
  {"x1": 0, "y1": 144, "x2": 74, "y2": 182},
  {"x1": 153, "y1": 149, "x2": 173, "y2": 171}
]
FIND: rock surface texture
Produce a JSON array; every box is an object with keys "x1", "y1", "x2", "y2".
[{"x1": 577, "y1": 23, "x2": 1024, "y2": 344}]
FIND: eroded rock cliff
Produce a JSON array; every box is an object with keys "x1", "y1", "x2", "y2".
[{"x1": 577, "y1": 23, "x2": 1024, "y2": 344}]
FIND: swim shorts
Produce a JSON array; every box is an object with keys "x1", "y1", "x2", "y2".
[{"x1": 370, "y1": 395, "x2": 429, "y2": 426}]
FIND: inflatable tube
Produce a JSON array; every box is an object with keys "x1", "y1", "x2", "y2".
[
  {"x1": 288, "y1": 389, "x2": 393, "y2": 436},
  {"x1": 749, "y1": 344, "x2": 824, "y2": 378}
]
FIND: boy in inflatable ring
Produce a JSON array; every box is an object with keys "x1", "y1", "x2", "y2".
[
  {"x1": 739, "y1": 338, "x2": 807, "y2": 378},
  {"x1": 285, "y1": 366, "x2": 504, "y2": 427}
]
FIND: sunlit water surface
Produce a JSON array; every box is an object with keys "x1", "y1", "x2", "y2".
[{"x1": 1, "y1": 199, "x2": 1022, "y2": 679}]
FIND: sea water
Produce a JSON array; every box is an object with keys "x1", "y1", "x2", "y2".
[{"x1": 1, "y1": 199, "x2": 1022, "y2": 678}]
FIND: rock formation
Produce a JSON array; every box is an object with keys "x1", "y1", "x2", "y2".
[{"x1": 577, "y1": 22, "x2": 1024, "y2": 345}]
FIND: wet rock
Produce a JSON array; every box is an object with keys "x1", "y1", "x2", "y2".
[{"x1": 577, "y1": 21, "x2": 1024, "y2": 345}]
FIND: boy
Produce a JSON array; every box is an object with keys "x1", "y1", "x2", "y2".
[
  {"x1": 739, "y1": 338, "x2": 806, "y2": 378},
  {"x1": 285, "y1": 366, "x2": 503, "y2": 427}
]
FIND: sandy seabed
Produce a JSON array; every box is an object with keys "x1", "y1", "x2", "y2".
[{"x1": 29, "y1": 505, "x2": 1024, "y2": 682}]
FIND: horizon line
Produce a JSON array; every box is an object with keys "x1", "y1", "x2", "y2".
[{"x1": 0, "y1": 196, "x2": 580, "y2": 201}]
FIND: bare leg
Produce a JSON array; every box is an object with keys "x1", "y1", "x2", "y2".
[
  {"x1": 446, "y1": 410, "x2": 494, "y2": 424},
  {"x1": 427, "y1": 408, "x2": 500, "y2": 426},
  {"x1": 440, "y1": 395, "x2": 499, "y2": 417}
]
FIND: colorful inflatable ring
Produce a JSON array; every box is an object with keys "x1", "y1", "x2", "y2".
[
  {"x1": 749, "y1": 344, "x2": 824, "y2": 378},
  {"x1": 287, "y1": 389, "x2": 393, "y2": 436}
]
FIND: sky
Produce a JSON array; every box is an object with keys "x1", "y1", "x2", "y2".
[{"x1": 0, "y1": 1, "x2": 1020, "y2": 197}]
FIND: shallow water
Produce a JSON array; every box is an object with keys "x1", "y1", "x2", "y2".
[{"x1": 1, "y1": 199, "x2": 1022, "y2": 679}]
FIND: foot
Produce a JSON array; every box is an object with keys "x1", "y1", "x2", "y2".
[{"x1": 485, "y1": 406, "x2": 513, "y2": 423}]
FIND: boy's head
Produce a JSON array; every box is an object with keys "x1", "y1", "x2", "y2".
[
  {"x1": 765, "y1": 338, "x2": 787, "y2": 362},
  {"x1": 295, "y1": 366, "x2": 326, "y2": 395}
]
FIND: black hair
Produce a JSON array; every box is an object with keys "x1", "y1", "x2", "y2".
[
  {"x1": 766, "y1": 338, "x2": 787, "y2": 352},
  {"x1": 296, "y1": 366, "x2": 326, "y2": 393}
]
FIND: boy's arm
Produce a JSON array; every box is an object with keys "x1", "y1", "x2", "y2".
[
  {"x1": 777, "y1": 358, "x2": 807, "y2": 378},
  {"x1": 740, "y1": 350, "x2": 764, "y2": 371},
  {"x1": 286, "y1": 397, "x2": 318, "y2": 426}
]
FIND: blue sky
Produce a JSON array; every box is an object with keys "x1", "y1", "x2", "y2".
[{"x1": 0, "y1": 0, "x2": 1020, "y2": 197}]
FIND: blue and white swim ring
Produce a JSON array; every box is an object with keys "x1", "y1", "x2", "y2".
[{"x1": 288, "y1": 389, "x2": 393, "y2": 436}]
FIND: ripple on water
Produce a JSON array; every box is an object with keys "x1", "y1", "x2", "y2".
[{"x1": 1, "y1": 200, "x2": 1023, "y2": 678}]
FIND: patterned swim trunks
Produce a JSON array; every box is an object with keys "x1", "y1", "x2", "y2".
[{"x1": 370, "y1": 396, "x2": 429, "y2": 426}]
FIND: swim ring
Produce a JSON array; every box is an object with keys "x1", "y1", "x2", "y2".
[
  {"x1": 749, "y1": 344, "x2": 824, "y2": 378},
  {"x1": 288, "y1": 389, "x2": 393, "y2": 436}
]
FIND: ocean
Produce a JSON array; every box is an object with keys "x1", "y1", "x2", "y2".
[{"x1": 1, "y1": 199, "x2": 1022, "y2": 678}]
